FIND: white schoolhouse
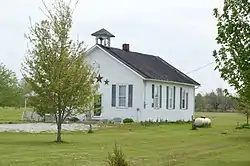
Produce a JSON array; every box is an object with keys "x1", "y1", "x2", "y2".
[{"x1": 86, "y1": 28, "x2": 200, "y2": 122}]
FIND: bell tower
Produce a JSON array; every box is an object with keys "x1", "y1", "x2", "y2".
[{"x1": 91, "y1": 28, "x2": 115, "y2": 47}]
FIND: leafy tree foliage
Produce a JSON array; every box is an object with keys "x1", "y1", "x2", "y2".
[
  {"x1": 236, "y1": 96, "x2": 250, "y2": 125},
  {"x1": 19, "y1": 78, "x2": 32, "y2": 107},
  {"x1": 22, "y1": 0, "x2": 98, "y2": 143},
  {"x1": 195, "y1": 88, "x2": 237, "y2": 112},
  {"x1": 213, "y1": 0, "x2": 250, "y2": 122},
  {"x1": 0, "y1": 63, "x2": 21, "y2": 107}
]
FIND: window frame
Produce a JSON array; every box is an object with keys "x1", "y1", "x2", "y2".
[
  {"x1": 153, "y1": 85, "x2": 160, "y2": 109},
  {"x1": 181, "y1": 88, "x2": 188, "y2": 110},
  {"x1": 116, "y1": 84, "x2": 129, "y2": 108},
  {"x1": 168, "y1": 86, "x2": 174, "y2": 109}
]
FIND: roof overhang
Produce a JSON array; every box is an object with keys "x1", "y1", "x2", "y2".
[{"x1": 144, "y1": 78, "x2": 200, "y2": 87}]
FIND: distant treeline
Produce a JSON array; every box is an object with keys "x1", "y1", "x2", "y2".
[{"x1": 195, "y1": 88, "x2": 238, "y2": 112}]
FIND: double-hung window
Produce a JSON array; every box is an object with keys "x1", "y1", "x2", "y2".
[
  {"x1": 111, "y1": 84, "x2": 133, "y2": 108},
  {"x1": 118, "y1": 85, "x2": 127, "y2": 107},
  {"x1": 180, "y1": 87, "x2": 188, "y2": 109},
  {"x1": 152, "y1": 84, "x2": 162, "y2": 109},
  {"x1": 166, "y1": 86, "x2": 175, "y2": 109},
  {"x1": 154, "y1": 85, "x2": 160, "y2": 108},
  {"x1": 169, "y1": 87, "x2": 173, "y2": 109}
]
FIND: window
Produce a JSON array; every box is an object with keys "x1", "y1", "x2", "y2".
[
  {"x1": 111, "y1": 84, "x2": 133, "y2": 108},
  {"x1": 152, "y1": 84, "x2": 162, "y2": 109},
  {"x1": 118, "y1": 85, "x2": 127, "y2": 107},
  {"x1": 166, "y1": 86, "x2": 175, "y2": 109},
  {"x1": 169, "y1": 87, "x2": 173, "y2": 109},
  {"x1": 180, "y1": 88, "x2": 188, "y2": 109},
  {"x1": 154, "y1": 85, "x2": 159, "y2": 108},
  {"x1": 181, "y1": 89, "x2": 186, "y2": 108}
]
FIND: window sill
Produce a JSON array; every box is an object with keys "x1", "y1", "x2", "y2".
[
  {"x1": 116, "y1": 106, "x2": 128, "y2": 109},
  {"x1": 153, "y1": 107, "x2": 161, "y2": 110}
]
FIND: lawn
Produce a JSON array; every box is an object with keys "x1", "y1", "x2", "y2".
[
  {"x1": 0, "y1": 107, "x2": 24, "y2": 123},
  {"x1": 0, "y1": 111, "x2": 250, "y2": 166}
]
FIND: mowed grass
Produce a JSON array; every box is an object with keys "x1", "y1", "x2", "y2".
[
  {"x1": 0, "y1": 107, "x2": 23, "y2": 123},
  {"x1": 0, "y1": 111, "x2": 249, "y2": 166}
]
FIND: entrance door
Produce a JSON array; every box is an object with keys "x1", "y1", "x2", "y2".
[{"x1": 94, "y1": 94, "x2": 102, "y2": 116}]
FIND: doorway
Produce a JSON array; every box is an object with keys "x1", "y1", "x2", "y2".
[{"x1": 94, "y1": 94, "x2": 102, "y2": 116}]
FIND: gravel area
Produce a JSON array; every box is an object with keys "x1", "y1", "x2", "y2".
[{"x1": 0, "y1": 123, "x2": 98, "y2": 133}]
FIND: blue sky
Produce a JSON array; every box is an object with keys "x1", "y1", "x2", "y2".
[{"x1": 0, "y1": 0, "x2": 235, "y2": 94}]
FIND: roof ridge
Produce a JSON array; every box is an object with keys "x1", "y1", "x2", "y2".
[{"x1": 106, "y1": 45, "x2": 156, "y2": 57}]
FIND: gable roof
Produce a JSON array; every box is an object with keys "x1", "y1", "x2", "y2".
[
  {"x1": 97, "y1": 44, "x2": 200, "y2": 86},
  {"x1": 91, "y1": 28, "x2": 115, "y2": 37}
]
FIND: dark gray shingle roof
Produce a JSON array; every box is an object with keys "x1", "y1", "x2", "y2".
[
  {"x1": 98, "y1": 44, "x2": 200, "y2": 86},
  {"x1": 91, "y1": 28, "x2": 115, "y2": 37}
]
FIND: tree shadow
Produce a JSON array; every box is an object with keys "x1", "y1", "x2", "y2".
[
  {"x1": 212, "y1": 161, "x2": 250, "y2": 166},
  {"x1": 228, "y1": 135, "x2": 250, "y2": 143},
  {"x1": 0, "y1": 139, "x2": 75, "y2": 146}
]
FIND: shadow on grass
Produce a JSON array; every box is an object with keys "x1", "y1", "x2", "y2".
[
  {"x1": 229, "y1": 135, "x2": 250, "y2": 143},
  {"x1": 0, "y1": 139, "x2": 75, "y2": 146},
  {"x1": 206, "y1": 161, "x2": 250, "y2": 166}
]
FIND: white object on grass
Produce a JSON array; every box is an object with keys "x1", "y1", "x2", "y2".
[{"x1": 194, "y1": 117, "x2": 211, "y2": 127}]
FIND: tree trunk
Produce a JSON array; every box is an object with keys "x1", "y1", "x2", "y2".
[
  {"x1": 44, "y1": 112, "x2": 46, "y2": 122},
  {"x1": 57, "y1": 111, "x2": 62, "y2": 143},
  {"x1": 247, "y1": 115, "x2": 249, "y2": 125},
  {"x1": 57, "y1": 120, "x2": 62, "y2": 143},
  {"x1": 89, "y1": 123, "x2": 92, "y2": 130}
]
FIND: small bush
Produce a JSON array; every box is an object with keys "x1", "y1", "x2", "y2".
[
  {"x1": 106, "y1": 142, "x2": 130, "y2": 166},
  {"x1": 235, "y1": 123, "x2": 250, "y2": 129},
  {"x1": 123, "y1": 118, "x2": 134, "y2": 124}
]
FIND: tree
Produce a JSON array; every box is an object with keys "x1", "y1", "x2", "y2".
[
  {"x1": 19, "y1": 78, "x2": 32, "y2": 108},
  {"x1": 213, "y1": 0, "x2": 250, "y2": 119},
  {"x1": 206, "y1": 91, "x2": 220, "y2": 110},
  {"x1": 237, "y1": 96, "x2": 250, "y2": 125},
  {"x1": 195, "y1": 89, "x2": 238, "y2": 112},
  {"x1": 0, "y1": 63, "x2": 21, "y2": 107},
  {"x1": 22, "y1": 0, "x2": 98, "y2": 143},
  {"x1": 195, "y1": 93, "x2": 203, "y2": 111}
]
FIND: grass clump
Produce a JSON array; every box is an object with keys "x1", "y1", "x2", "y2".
[
  {"x1": 106, "y1": 142, "x2": 130, "y2": 166},
  {"x1": 87, "y1": 129, "x2": 94, "y2": 134},
  {"x1": 235, "y1": 123, "x2": 250, "y2": 129},
  {"x1": 140, "y1": 119, "x2": 191, "y2": 126}
]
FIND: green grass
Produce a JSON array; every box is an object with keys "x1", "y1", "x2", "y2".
[
  {"x1": 0, "y1": 107, "x2": 24, "y2": 122},
  {"x1": 0, "y1": 112, "x2": 249, "y2": 166},
  {"x1": 0, "y1": 107, "x2": 34, "y2": 124}
]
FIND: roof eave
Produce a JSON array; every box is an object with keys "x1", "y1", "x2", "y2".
[
  {"x1": 145, "y1": 78, "x2": 200, "y2": 87},
  {"x1": 91, "y1": 33, "x2": 115, "y2": 37}
]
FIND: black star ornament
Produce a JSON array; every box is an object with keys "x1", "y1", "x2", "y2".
[
  {"x1": 104, "y1": 79, "x2": 109, "y2": 85},
  {"x1": 96, "y1": 74, "x2": 103, "y2": 83}
]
